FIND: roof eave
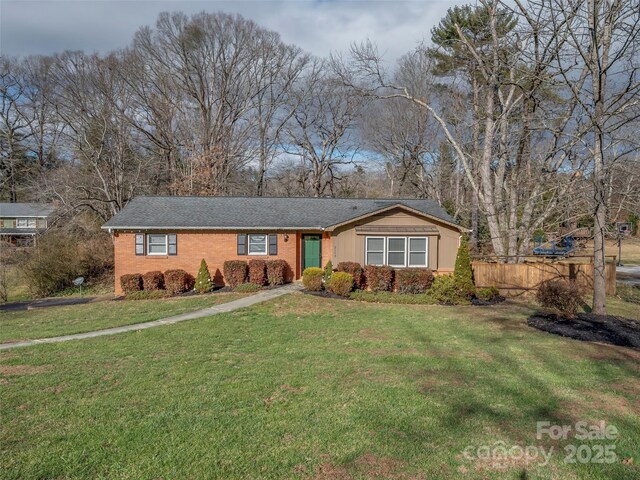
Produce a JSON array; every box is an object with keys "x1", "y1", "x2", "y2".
[{"x1": 101, "y1": 225, "x2": 325, "y2": 231}]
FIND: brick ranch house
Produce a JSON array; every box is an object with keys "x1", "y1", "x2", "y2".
[{"x1": 103, "y1": 196, "x2": 464, "y2": 295}]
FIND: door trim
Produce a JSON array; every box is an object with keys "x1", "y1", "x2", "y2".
[{"x1": 301, "y1": 234, "x2": 322, "y2": 270}]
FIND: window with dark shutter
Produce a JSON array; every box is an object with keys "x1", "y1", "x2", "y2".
[
  {"x1": 237, "y1": 234, "x2": 247, "y2": 255},
  {"x1": 135, "y1": 234, "x2": 144, "y2": 256},
  {"x1": 168, "y1": 234, "x2": 177, "y2": 255},
  {"x1": 268, "y1": 234, "x2": 277, "y2": 255}
]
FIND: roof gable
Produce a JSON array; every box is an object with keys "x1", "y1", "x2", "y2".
[{"x1": 324, "y1": 203, "x2": 462, "y2": 231}]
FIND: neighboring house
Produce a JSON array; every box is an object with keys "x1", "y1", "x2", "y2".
[
  {"x1": 103, "y1": 196, "x2": 464, "y2": 294},
  {"x1": 0, "y1": 203, "x2": 55, "y2": 246}
]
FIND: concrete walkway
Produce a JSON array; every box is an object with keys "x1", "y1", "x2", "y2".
[{"x1": 0, "y1": 284, "x2": 302, "y2": 351}]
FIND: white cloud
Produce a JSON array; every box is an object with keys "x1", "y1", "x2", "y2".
[{"x1": 1, "y1": 0, "x2": 468, "y2": 62}]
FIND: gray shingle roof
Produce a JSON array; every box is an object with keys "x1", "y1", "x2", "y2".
[
  {"x1": 102, "y1": 196, "x2": 460, "y2": 231},
  {"x1": 0, "y1": 203, "x2": 54, "y2": 218}
]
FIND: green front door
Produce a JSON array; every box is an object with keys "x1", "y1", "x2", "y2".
[{"x1": 303, "y1": 235, "x2": 321, "y2": 269}]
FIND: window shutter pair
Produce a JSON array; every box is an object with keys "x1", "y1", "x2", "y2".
[
  {"x1": 134, "y1": 234, "x2": 177, "y2": 255},
  {"x1": 237, "y1": 233, "x2": 278, "y2": 255}
]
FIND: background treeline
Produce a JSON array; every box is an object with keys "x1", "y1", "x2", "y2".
[{"x1": 1, "y1": 0, "x2": 639, "y2": 258}]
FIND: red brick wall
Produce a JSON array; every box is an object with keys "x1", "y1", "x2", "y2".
[{"x1": 113, "y1": 230, "x2": 302, "y2": 295}]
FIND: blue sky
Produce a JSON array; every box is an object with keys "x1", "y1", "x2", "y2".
[{"x1": 1, "y1": 0, "x2": 468, "y2": 61}]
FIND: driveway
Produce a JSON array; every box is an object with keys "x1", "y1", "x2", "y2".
[
  {"x1": 617, "y1": 265, "x2": 640, "y2": 286},
  {"x1": 0, "y1": 296, "x2": 99, "y2": 312}
]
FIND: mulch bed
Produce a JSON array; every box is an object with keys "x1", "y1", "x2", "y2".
[
  {"x1": 471, "y1": 296, "x2": 506, "y2": 306},
  {"x1": 302, "y1": 290, "x2": 352, "y2": 301},
  {"x1": 527, "y1": 313, "x2": 640, "y2": 349}
]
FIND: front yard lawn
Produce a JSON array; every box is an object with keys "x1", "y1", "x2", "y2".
[
  {"x1": 1, "y1": 294, "x2": 638, "y2": 479},
  {"x1": 0, "y1": 293, "x2": 247, "y2": 343}
]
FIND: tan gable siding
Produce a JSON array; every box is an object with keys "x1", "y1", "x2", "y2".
[{"x1": 331, "y1": 207, "x2": 460, "y2": 271}]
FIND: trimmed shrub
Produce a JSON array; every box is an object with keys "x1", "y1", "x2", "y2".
[
  {"x1": 234, "y1": 283, "x2": 262, "y2": 293},
  {"x1": 475, "y1": 286, "x2": 500, "y2": 301},
  {"x1": 248, "y1": 259, "x2": 267, "y2": 286},
  {"x1": 536, "y1": 280, "x2": 584, "y2": 318},
  {"x1": 120, "y1": 273, "x2": 143, "y2": 294},
  {"x1": 337, "y1": 262, "x2": 364, "y2": 289},
  {"x1": 125, "y1": 290, "x2": 171, "y2": 300},
  {"x1": 266, "y1": 259, "x2": 288, "y2": 286},
  {"x1": 364, "y1": 265, "x2": 394, "y2": 292},
  {"x1": 395, "y1": 268, "x2": 434, "y2": 294},
  {"x1": 327, "y1": 272, "x2": 354, "y2": 297},
  {"x1": 323, "y1": 260, "x2": 333, "y2": 284},
  {"x1": 142, "y1": 271, "x2": 164, "y2": 291},
  {"x1": 164, "y1": 269, "x2": 195, "y2": 295},
  {"x1": 195, "y1": 259, "x2": 214, "y2": 293},
  {"x1": 430, "y1": 275, "x2": 469, "y2": 305},
  {"x1": 454, "y1": 240, "x2": 475, "y2": 297},
  {"x1": 223, "y1": 260, "x2": 248, "y2": 288},
  {"x1": 303, "y1": 267, "x2": 324, "y2": 291}
]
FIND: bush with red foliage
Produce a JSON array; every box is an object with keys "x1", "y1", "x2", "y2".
[
  {"x1": 142, "y1": 271, "x2": 165, "y2": 291},
  {"x1": 266, "y1": 259, "x2": 288, "y2": 286},
  {"x1": 120, "y1": 273, "x2": 142, "y2": 294},
  {"x1": 395, "y1": 268, "x2": 434, "y2": 294},
  {"x1": 164, "y1": 269, "x2": 195, "y2": 294},
  {"x1": 248, "y1": 259, "x2": 267, "y2": 286},
  {"x1": 364, "y1": 265, "x2": 394, "y2": 292},
  {"x1": 223, "y1": 260, "x2": 248, "y2": 288},
  {"x1": 337, "y1": 262, "x2": 364, "y2": 289}
]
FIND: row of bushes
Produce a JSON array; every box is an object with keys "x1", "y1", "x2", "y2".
[
  {"x1": 120, "y1": 259, "x2": 290, "y2": 297},
  {"x1": 223, "y1": 259, "x2": 288, "y2": 288},
  {"x1": 120, "y1": 269, "x2": 195, "y2": 295},
  {"x1": 302, "y1": 242, "x2": 496, "y2": 305},
  {"x1": 303, "y1": 263, "x2": 476, "y2": 303}
]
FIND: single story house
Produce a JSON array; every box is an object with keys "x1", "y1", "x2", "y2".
[
  {"x1": 102, "y1": 196, "x2": 463, "y2": 294},
  {"x1": 0, "y1": 203, "x2": 55, "y2": 246}
]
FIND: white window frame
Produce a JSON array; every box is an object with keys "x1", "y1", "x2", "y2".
[
  {"x1": 248, "y1": 234, "x2": 268, "y2": 255},
  {"x1": 16, "y1": 218, "x2": 36, "y2": 228},
  {"x1": 386, "y1": 237, "x2": 407, "y2": 268},
  {"x1": 365, "y1": 236, "x2": 386, "y2": 266},
  {"x1": 364, "y1": 235, "x2": 429, "y2": 268},
  {"x1": 146, "y1": 234, "x2": 168, "y2": 256},
  {"x1": 408, "y1": 236, "x2": 429, "y2": 268}
]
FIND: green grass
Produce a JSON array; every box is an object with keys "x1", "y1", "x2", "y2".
[
  {"x1": 0, "y1": 293, "x2": 246, "y2": 343},
  {"x1": 0, "y1": 294, "x2": 639, "y2": 479},
  {"x1": 3, "y1": 265, "x2": 31, "y2": 302}
]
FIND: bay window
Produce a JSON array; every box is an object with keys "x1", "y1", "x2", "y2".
[{"x1": 365, "y1": 236, "x2": 429, "y2": 268}]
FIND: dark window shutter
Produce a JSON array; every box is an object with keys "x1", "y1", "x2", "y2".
[
  {"x1": 168, "y1": 234, "x2": 177, "y2": 255},
  {"x1": 237, "y1": 234, "x2": 247, "y2": 255},
  {"x1": 268, "y1": 234, "x2": 278, "y2": 255},
  {"x1": 135, "y1": 234, "x2": 145, "y2": 256}
]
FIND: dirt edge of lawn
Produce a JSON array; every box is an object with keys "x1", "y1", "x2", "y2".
[{"x1": 528, "y1": 313, "x2": 640, "y2": 349}]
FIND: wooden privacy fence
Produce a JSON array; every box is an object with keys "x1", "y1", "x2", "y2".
[{"x1": 471, "y1": 261, "x2": 616, "y2": 296}]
